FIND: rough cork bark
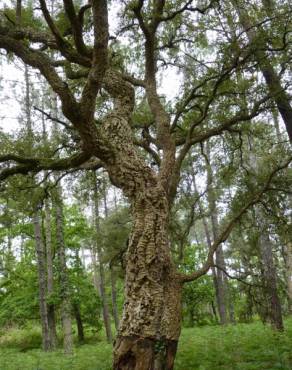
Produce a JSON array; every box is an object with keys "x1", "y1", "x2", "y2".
[{"x1": 111, "y1": 180, "x2": 182, "y2": 369}]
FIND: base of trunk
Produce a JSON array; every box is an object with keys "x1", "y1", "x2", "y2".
[{"x1": 113, "y1": 336, "x2": 178, "y2": 370}]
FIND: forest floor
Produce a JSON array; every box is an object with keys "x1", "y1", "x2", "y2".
[{"x1": 0, "y1": 318, "x2": 292, "y2": 370}]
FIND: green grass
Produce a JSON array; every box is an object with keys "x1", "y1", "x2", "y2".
[
  {"x1": 175, "y1": 318, "x2": 292, "y2": 370},
  {"x1": 0, "y1": 319, "x2": 292, "y2": 370}
]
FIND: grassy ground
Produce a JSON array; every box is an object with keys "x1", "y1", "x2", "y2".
[{"x1": 0, "y1": 319, "x2": 292, "y2": 370}]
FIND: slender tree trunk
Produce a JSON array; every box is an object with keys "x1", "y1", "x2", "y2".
[
  {"x1": 73, "y1": 303, "x2": 85, "y2": 343},
  {"x1": 284, "y1": 242, "x2": 292, "y2": 313},
  {"x1": 214, "y1": 247, "x2": 228, "y2": 325},
  {"x1": 195, "y1": 152, "x2": 229, "y2": 325},
  {"x1": 40, "y1": 91, "x2": 57, "y2": 348},
  {"x1": 44, "y1": 199, "x2": 57, "y2": 349},
  {"x1": 226, "y1": 277, "x2": 236, "y2": 324},
  {"x1": 24, "y1": 58, "x2": 53, "y2": 349},
  {"x1": 5, "y1": 220, "x2": 13, "y2": 279},
  {"x1": 247, "y1": 133, "x2": 284, "y2": 330},
  {"x1": 103, "y1": 181, "x2": 120, "y2": 331},
  {"x1": 16, "y1": 0, "x2": 21, "y2": 25},
  {"x1": 92, "y1": 173, "x2": 113, "y2": 343},
  {"x1": 201, "y1": 206, "x2": 220, "y2": 324},
  {"x1": 54, "y1": 187, "x2": 73, "y2": 354},
  {"x1": 245, "y1": 287, "x2": 254, "y2": 322},
  {"x1": 91, "y1": 247, "x2": 100, "y2": 291},
  {"x1": 211, "y1": 300, "x2": 218, "y2": 322},
  {"x1": 208, "y1": 187, "x2": 228, "y2": 325},
  {"x1": 33, "y1": 209, "x2": 51, "y2": 351},
  {"x1": 259, "y1": 231, "x2": 284, "y2": 330},
  {"x1": 232, "y1": 0, "x2": 292, "y2": 142},
  {"x1": 110, "y1": 266, "x2": 120, "y2": 331},
  {"x1": 272, "y1": 112, "x2": 292, "y2": 314}
]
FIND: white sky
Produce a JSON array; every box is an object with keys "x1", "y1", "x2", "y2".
[{"x1": 0, "y1": 62, "x2": 24, "y2": 131}]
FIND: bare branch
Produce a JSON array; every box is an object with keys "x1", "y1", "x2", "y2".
[
  {"x1": 158, "y1": 0, "x2": 217, "y2": 23},
  {"x1": 33, "y1": 106, "x2": 73, "y2": 130},
  {"x1": 213, "y1": 264, "x2": 263, "y2": 288}
]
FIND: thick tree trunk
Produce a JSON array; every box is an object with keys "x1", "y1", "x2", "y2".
[
  {"x1": 113, "y1": 189, "x2": 182, "y2": 370},
  {"x1": 54, "y1": 188, "x2": 73, "y2": 354},
  {"x1": 44, "y1": 199, "x2": 57, "y2": 349},
  {"x1": 93, "y1": 173, "x2": 113, "y2": 343},
  {"x1": 259, "y1": 232, "x2": 284, "y2": 330},
  {"x1": 33, "y1": 210, "x2": 51, "y2": 351}
]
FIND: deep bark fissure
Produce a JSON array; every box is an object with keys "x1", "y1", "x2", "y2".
[{"x1": 113, "y1": 186, "x2": 182, "y2": 369}]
